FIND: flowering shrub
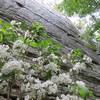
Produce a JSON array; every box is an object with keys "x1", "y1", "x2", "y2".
[{"x1": 0, "y1": 19, "x2": 95, "y2": 100}]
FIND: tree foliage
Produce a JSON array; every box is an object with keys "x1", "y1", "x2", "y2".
[{"x1": 58, "y1": 0, "x2": 100, "y2": 16}]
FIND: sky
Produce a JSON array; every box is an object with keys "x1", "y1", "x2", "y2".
[{"x1": 35, "y1": 0, "x2": 62, "y2": 8}]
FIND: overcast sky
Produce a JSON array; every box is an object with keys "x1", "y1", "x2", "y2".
[{"x1": 35, "y1": 0, "x2": 62, "y2": 8}]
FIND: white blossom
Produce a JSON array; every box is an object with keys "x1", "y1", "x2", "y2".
[
  {"x1": 13, "y1": 40, "x2": 23, "y2": 49},
  {"x1": 51, "y1": 73, "x2": 72, "y2": 85},
  {"x1": 83, "y1": 55, "x2": 92, "y2": 63},
  {"x1": 21, "y1": 82, "x2": 31, "y2": 92},
  {"x1": 49, "y1": 53, "x2": 58, "y2": 59},
  {"x1": 10, "y1": 20, "x2": 16, "y2": 25},
  {"x1": 48, "y1": 83, "x2": 58, "y2": 94},
  {"x1": 19, "y1": 74, "x2": 25, "y2": 80},
  {"x1": 24, "y1": 95, "x2": 30, "y2": 100},
  {"x1": 37, "y1": 88, "x2": 46, "y2": 100},
  {"x1": 32, "y1": 57, "x2": 43, "y2": 64},
  {"x1": 0, "y1": 96, "x2": 6, "y2": 100},
  {"x1": 51, "y1": 75, "x2": 59, "y2": 83},
  {"x1": 56, "y1": 94, "x2": 83, "y2": 100},
  {"x1": 73, "y1": 62, "x2": 86, "y2": 73},
  {"x1": 67, "y1": 53, "x2": 71, "y2": 59},
  {"x1": 29, "y1": 69, "x2": 35, "y2": 75},
  {"x1": 61, "y1": 94, "x2": 70, "y2": 100},
  {"x1": 76, "y1": 81, "x2": 86, "y2": 87},
  {"x1": 2, "y1": 81, "x2": 8, "y2": 86},
  {"x1": 56, "y1": 96, "x2": 60, "y2": 100},
  {"x1": 42, "y1": 80, "x2": 53, "y2": 88},
  {"x1": 35, "y1": 79, "x2": 41, "y2": 83},
  {"x1": 21, "y1": 83, "x2": 26, "y2": 91},
  {"x1": 13, "y1": 40, "x2": 27, "y2": 53},
  {"x1": 0, "y1": 73, "x2": 2, "y2": 77},
  {"x1": 58, "y1": 73, "x2": 72, "y2": 84},
  {"x1": 34, "y1": 80, "x2": 58, "y2": 97},
  {"x1": 34, "y1": 82, "x2": 42, "y2": 90},
  {"x1": 1, "y1": 60, "x2": 23, "y2": 75},
  {"x1": 25, "y1": 30, "x2": 31, "y2": 38},
  {"x1": 16, "y1": 22, "x2": 21, "y2": 25},
  {"x1": 25, "y1": 82, "x2": 31, "y2": 92},
  {"x1": 20, "y1": 61, "x2": 31, "y2": 69},
  {"x1": 17, "y1": 98, "x2": 19, "y2": 100},
  {"x1": 0, "y1": 44, "x2": 10, "y2": 59},
  {"x1": 26, "y1": 75, "x2": 34, "y2": 82},
  {"x1": 61, "y1": 56, "x2": 67, "y2": 63},
  {"x1": 28, "y1": 77, "x2": 34, "y2": 82},
  {"x1": 44, "y1": 62, "x2": 59, "y2": 73}
]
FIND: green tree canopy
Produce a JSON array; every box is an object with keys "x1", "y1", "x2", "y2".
[{"x1": 58, "y1": 0, "x2": 100, "y2": 16}]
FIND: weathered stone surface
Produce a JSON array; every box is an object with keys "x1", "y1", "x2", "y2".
[{"x1": 75, "y1": 63, "x2": 100, "y2": 97}]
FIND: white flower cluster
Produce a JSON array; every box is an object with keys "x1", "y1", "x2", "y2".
[
  {"x1": 48, "y1": 53, "x2": 58, "y2": 59},
  {"x1": 51, "y1": 73, "x2": 72, "y2": 84},
  {"x1": 34, "y1": 79, "x2": 58, "y2": 93},
  {"x1": 71, "y1": 62, "x2": 86, "y2": 73},
  {"x1": 33, "y1": 79, "x2": 58, "y2": 99},
  {"x1": 0, "y1": 44, "x2": 10, "y2": 60},
  {"x1": 18, "y1": 61, "x2": 34, "y2": 82},
  {"x1": 44, "y1": 62, "x2": 59, "y2": 73},
  {"x1": 32, "y1": 57, "x2": 44, "y2": 65},
  {"x1": 20, "y1": 61, "x2": 31, "y2": 69},
  {"x1": 1, "y1": 60, "x2": 24, "y2": 75},
  {"x1": 21, "y1": 82, "x2": 31, "y2": 92},
  {"x1": 61, "y1": 56, "x2": 67, "y2": 63},
  {"x1": 25, "y1": 30, "x2": 32, "y2": 38},
  {"x1": 20, "y1": 70, "x2": 35, "y2": 92},
  {"x1": 10, "y1": 20, "x2": 16, "y2": 25},
  {"x1": 56, "y1": 94, "x2": 83, "y2": 100},
  {"x1": 0, "y1": 80, "x2": 8, "y2": 89},
  {"x1": 76, "y1": 81, "x2": 86, "y2": 87},
  {"x1": 11, "y1": 20, "x2": 21, "y2": 26},
  {"x1": 83, "y1": 55, "x2": 92, "y2": 63},
  {"x1": 24, "y1": 95, "x2": 30, "y2": 100},
  {"x1": 13, "y1": 40, "x2": 28, "y2": 54},
  {"x1": 0, "y1": 96, "x2": 6, "y2": 100}
]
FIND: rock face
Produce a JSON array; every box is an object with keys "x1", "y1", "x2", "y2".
[{"x1": 0, "y1": 0, "x2": 100, "y2": 98}]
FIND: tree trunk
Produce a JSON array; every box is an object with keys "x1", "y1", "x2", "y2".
[{"x1": 0, "y1": 0, "x2": 100, "y2": 98}]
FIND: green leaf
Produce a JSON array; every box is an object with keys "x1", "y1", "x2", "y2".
[
  {"x1": 20, "y1": 21, "x2": 29, "y2": 30},
  {"x1": 89, "y1": 91, "x2": 96, "y2": 100},
  {"x1": 78, "y1": 85, "x2": 89, "y2": 100},
  {"x1": 3, "y1": 32, "x2": 17, "y2": 43},
  {"x1": 25, "y1": 38, "x2": 38, "y2": 47},
  {"x1": 0, "y1": 33, "x2": 3, "y2": 42},
  {"x1": 71, "y1": 48, "x2": 84, "y2": 63},
  {"x1": 0, "y1": 75, "x2": 10, "y2": 81},
  {"x1": 30, "y1": 41, "x2": 38, "y2": 47},
  {"x1": 0, "y1": 18, "x2": 2, "y2": 25},
  {"x1": 4, "y1": 22, "x2": 12, "y2": 29},
  {"x1": 1, "y1": 27, "x2": 6, "y2": 33},
  {"x1": 44, "y1": 70, "x2": 52, "y2": 80},
  {"x1": 39, "y1": 39, "x2": 52, "y2": 48},
  {"x1": 58, "y1": 0, "x2": 100, "y2": 16},
  {"x1": 31, "y1": 22, "x2": 44, "y2": 34}
]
